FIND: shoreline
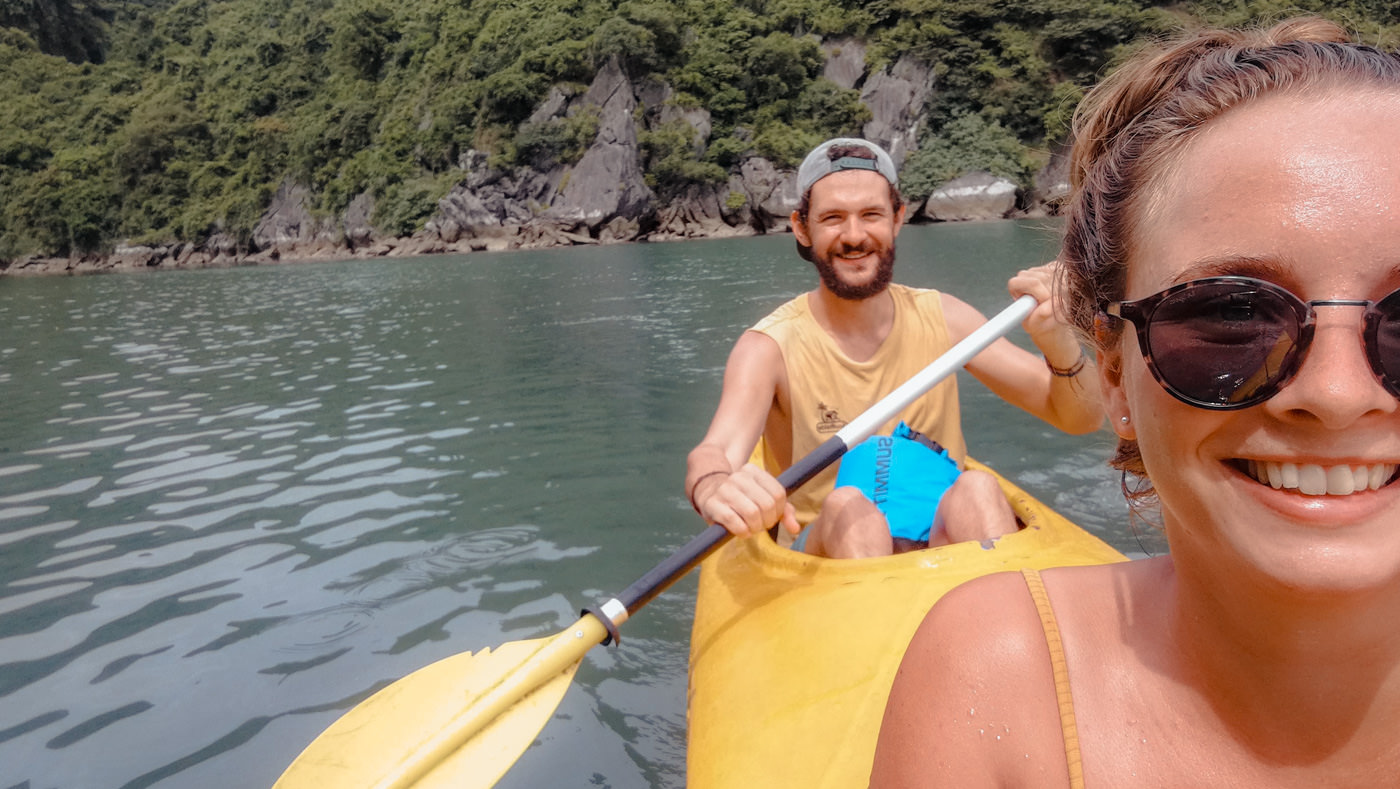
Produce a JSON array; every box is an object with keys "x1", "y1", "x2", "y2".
[{"x1": 0, "y1": 212, "x2": 1054, "y2": 278}]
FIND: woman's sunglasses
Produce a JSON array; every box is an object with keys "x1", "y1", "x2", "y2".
[{"x1": 1104, "y1": 276, "x2": 1400, "y2": 410}]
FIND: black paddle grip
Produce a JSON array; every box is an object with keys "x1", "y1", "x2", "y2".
[{"x1": 776, "y1": 436, "x2": 846, "y2": 495}]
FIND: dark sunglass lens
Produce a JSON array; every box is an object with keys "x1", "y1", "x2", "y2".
[
  {"x1": 1370, "y1": 291, "x2": 1400, "y2": 395},
  {"x1": 1146, "y1": 284, "x2": 1301, "y2": 405}
]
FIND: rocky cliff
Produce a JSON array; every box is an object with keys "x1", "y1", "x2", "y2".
[{"x1": 5, "y1": 42, "x2": 1069, "y2": 276}]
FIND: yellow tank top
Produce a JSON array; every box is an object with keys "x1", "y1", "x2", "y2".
[{"x1": 750, "y1": 284, "x2": 967, "y2": 528}]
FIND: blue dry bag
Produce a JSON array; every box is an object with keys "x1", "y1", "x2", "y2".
[{"x1": 832, "y1": 422, "x2": 961, "y2": 542}]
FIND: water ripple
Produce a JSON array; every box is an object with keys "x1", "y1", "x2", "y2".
[{"x1": 0, "y1": 265, "x2": 526, "y2": 787}]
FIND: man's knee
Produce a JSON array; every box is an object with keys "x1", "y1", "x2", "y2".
[
  {"x1": 952, "y1": 469, "x2": 1007, "y2": 504},
  {"x1": 936, "y1": 471, "x2": 1017, "y2": 544},
  {"x1": 823, "y1": 485, "x2": 878, "y2": 521},
  {"x1": 809, "y1": 486, "x2": 892, "y2": 558}
]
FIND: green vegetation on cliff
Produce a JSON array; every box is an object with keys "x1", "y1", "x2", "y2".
[{"x1": 2, "y1": 0, "x2": 1398, "y2": 258}]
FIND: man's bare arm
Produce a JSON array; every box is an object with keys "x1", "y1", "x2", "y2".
[
  {"x1": 945, "y1": 265, "x2": 1103, "y2": 435},
  {"x1": 686, "y1": 331, "x2": 799, "y2": 536}
]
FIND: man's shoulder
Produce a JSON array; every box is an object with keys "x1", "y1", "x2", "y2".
[
  {"x1": 890, "y1": 282, "x2": 941, "y2": 300},
  {"x1": 889, "y1": 284, "x2": 951, "y2": 329},
  {"x1": 751, "y1": 293, "x2": 810, "y2": 335}
]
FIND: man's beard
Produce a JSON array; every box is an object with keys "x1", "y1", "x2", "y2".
[{"x1": 811, "y1": 241, "x2": 896, "y2": 301}]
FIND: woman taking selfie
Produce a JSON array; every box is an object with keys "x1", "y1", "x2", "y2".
[{"x1": 872, "y1": 18, "x2": 1400, "y2": 787}]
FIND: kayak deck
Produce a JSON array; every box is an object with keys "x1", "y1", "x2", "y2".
[{"x1": 687, "y1": 460, "x2": 1126, "y2": 787}]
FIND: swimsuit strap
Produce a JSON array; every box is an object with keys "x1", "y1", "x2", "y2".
[{"x1": 1021, "y1": 568, "x2": 1085, "y2": 789}]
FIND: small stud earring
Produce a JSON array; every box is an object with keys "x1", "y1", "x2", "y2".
[{"x1": 1120, "y1": 416, "x2": 1130, "y2": 424}]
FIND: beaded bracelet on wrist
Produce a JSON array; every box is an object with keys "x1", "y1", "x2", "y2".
[{"x1": 1046, "y1": 352, "x2": 1087, "y2": 378}]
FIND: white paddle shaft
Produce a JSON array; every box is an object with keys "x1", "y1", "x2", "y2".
[{"x1": 835, "y1": 293, "x2": 1037, "y2": 448}]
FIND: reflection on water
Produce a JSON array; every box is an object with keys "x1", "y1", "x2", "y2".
[{"x1": 0, "y1": 223, "x2": 1142, "y2": 788}]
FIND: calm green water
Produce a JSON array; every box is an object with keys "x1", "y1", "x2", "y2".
[{"x1": 0, "y1": 222, "x2": 1156, "y2": 788}]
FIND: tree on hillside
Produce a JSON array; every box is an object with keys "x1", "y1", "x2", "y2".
[{"x1": 1, "y1": 0, "x2": 110, "y2": 63}]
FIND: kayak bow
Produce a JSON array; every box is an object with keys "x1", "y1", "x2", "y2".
[{"x1": 687, "y1": 461, "x2": 1126, "y2": 787}]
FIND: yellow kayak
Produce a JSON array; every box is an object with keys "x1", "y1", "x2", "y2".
[{"x1": 686, "y1": 460, "x2": 1127, "y2": 787}]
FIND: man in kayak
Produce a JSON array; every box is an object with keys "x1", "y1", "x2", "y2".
[{"x1": 684, "y1": 137, "x2": 1103, "y2": 557}]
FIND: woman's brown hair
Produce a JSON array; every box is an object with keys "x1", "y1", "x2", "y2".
[{"x1": 1059, "y1": 17, "x2": 1400, "y2": 498}]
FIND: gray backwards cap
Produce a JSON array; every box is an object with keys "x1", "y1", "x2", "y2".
[{"x1": 796, "y1": 138, "x2": 898, "y2": 198}]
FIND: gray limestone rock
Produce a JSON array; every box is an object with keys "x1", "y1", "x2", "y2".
[
  {"x1": 649, "y1": 183, "x2": 725, "y2": 240},
  {"x1": 600, "y1": 216, "x2": 641, "y2": 243},
  {"x1": 921, "y1": 171, "x2": 1020, "y2": 222},
  {"x1": 547, "y1": 57, "x2": 654, "y2": 230},
  {"x1": 109, "y1": 244, "x2": 164, "y2": 269},
  {"x1": 723, "y1": 174, "x2": 754, "y2": 228},
  {"x1": 529, "y1": 85, "x2": 575, "y2": 125},
  {"x1": 254, "y1": 180, "x2": 378, "y2": 253},
  {"x1": 253, "y1": 180, "x2": 338, "y2": 251},
  {"x1": 1028, "y1": 143, "x2": 1072, "y2": 216},
  {"x1": 343, "y1": 192, "x2": 377, "y2": 248},
  {"x1": 860, "y1": 56, "x2": 933, "y2": 170},
  {"x1": 821, "y1": 38, "x2": 867, "y2": 90},
  {"x1": 428, "y1": 150, "x2": 554, "y2": 241},
  {"x1": 738, "y1": 157, "x2": 798, "y2": 232},
  {"x1": 203, "y1": 231, "x2": 240, "y2": 258},
  {"x1": 638, "y1": 74, "x2": 712, "y2": 148}
]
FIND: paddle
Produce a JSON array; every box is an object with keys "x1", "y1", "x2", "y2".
[{"x1": 273, "y1": 293, "x2": 1039, "y2": 789}]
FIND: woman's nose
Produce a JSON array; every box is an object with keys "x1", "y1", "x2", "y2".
[{"x1": 1265, "y1": 307, "x2": 1397, "y2": 427}]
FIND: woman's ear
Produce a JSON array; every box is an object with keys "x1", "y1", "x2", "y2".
[
  {"x1": 1102, "y1": 365, "x2": 1134, "y2": 438},
  {"x1": 1096, "y1": 334, "x2": 1134, "y2": 439}
]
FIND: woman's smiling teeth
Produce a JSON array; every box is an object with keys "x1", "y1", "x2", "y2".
[{"x1": 1244, "y1": 460, "x2": 1397, "y2": 496}]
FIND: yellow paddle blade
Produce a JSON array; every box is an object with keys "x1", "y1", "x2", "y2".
[{"x1": 276, "y1": 614, "x2": 609, "y2": 789}]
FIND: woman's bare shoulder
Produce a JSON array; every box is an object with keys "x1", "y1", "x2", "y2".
[
  {"x1": 871, "y1": 561, "x2": 1158, "y2": 786},
  {"x1": 871, "y1": 570, "x2": 1073, "y2": 787}
]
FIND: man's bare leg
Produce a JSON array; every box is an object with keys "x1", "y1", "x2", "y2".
[
  {"x1": 802, "y1": 486, "x2": 894, "y2": 558},
  {"x1": 929, "y1": 469, "x2": 1017, "y2": 547}
]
